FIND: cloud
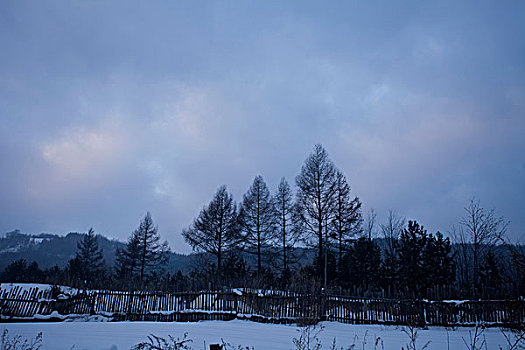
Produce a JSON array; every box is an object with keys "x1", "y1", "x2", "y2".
[
  {"x1": 42, "y1": 121, "x2": 128, "y2": 178},
  {"x1": 1, "y1": 0, "x2": 524, "y2": 250}
]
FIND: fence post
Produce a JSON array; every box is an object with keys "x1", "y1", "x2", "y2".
[
  {"x1": 127, "y1": 290, "x2": 134, "y2": 321},
  {"x1": 90, "y1": 292, "x2": 97, "y2": 315},
  {"x1": 320, "y1": 292, "x2": 326, "y2": 322}
]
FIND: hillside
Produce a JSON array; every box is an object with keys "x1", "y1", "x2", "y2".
[{"x1": 0, "y1": 230, "x2": 195, "y2": 273}]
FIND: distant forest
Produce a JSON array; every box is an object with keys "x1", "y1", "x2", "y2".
[{"x1": 1, "y1": 145, "x2": 523, "y2": 300}]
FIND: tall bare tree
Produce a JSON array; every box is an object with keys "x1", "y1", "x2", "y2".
[
  {"x1": 183, "y1": 185, "x2": 241, "y2": 271},
  {"x1": 273, "y1": 177, "x2": 301, "y2": 276},
  {"x1": 495, "y1": 230, "x2": 525, "y2": 295},
  {"x1": 295, "y1": 144, "x2": 337, "y2": 288},
  {"x1": 380, "y1": 210, "x2": 406, "y2": 255},
  {"x1": 134, "y1": 212, "x2": 170, "y2": 286},
  {"x1": 115, "y1": 233, "x2": 142, "y2": 282},
  {"x1": 239, "y1": 175, "x2": 276, "y2": 274},
  {"x1": 452, "y1": 198, "x2": 508, "y2": 294},
  {"x1": 329, "y1": 170, "x2": 362, "y2": 267},
  {"x1": 363, "y1": 208, "x2": 378, "y2": 241}
]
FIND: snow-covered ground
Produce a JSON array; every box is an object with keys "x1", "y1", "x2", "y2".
[{"x1": 1, "y1": 320, "x2": 514, "y2": 350}]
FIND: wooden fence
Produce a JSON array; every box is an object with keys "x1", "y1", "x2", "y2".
[{"x1": 1, "y1": 287, "x2": 523, "y2": 327}]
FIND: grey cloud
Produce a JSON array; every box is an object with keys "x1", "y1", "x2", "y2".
[{"x1": 1, "y1": 0, "x2": 524, "y2": 251}]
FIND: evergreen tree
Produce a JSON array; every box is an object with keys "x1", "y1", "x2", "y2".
[
  {"x1": 397, "y1": 221, "x2": 427, "y2": 295},
  {"x1": 0, "y1": 259, "x2": 45, "y2": 283},
  {"x1": 70, "y1": 228, "x2": 105, "y2": 286},
  {"x1": 422, "y1": 231, "x2": 455, "y2": 288},
  {"x1": 239, "y1": 175, "x2": 276, "y2": 274},
  {"x1": 340, "y1": 237, "x2": 381, "y2": 291},
  {"x1": 222, "y1": 251, "x2": 249, "y2": 285},
  {"x1": 479, "y1": 250, "x2": 504, "y2": 291},
  {"x1": 329, "y1": 170, "x2": 362, "y2": 269},
  {"x1": 183, "y1": 185, "x2": 241, "y2": 271},
  {"x1": 66, "y1": 255, "x2": 84, "y2": 286},
  {"x1": 380, "y1": 246, "x2": 400, "y2": 294},
  {"x1": 395, "y1": 221, "x2": 455, "y2": 296},
  {"x1": 312, "y1": 250, "x2": 337, "y2": 285}
]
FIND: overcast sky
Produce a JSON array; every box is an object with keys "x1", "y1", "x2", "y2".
[{"x1": 1, "y1": 1, "x2": 524, "y2": 253}]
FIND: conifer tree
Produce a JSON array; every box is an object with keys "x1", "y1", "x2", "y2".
[
  {"x1": 115, "y1": 233, "x2": 142, "y2": 282},
  {"x1": 296, "y1": 145, "x2": 337, "y2": 256},
  {"x1": 295, "y1": 144, "x2": 337, "y2": 288},
  {"x1": 132, "y1": 212, "x2": 170, "y2": 286},
  {"x1": 330, "y1": 170, "x2": 362, "y2": 268},
  {"x1": 70, "y1": 228, "x2": 105, "y2": 286},
  {"x1": 479, "y1": 250, "x2": 503, "y2": 291},
  {"x1": 183, "y1": 185, "x2": 241, "y2": 271},
  {"x1": 239, "y1": 175, "x2": 275, "y2": 274},
  {"x1": 380, "y1": 246, "x2": 400, "y2": 294},
  {"x1": 273, "y1": 177, "x2": 301, "y2": 277},
  {"x1": 422, "y1": 231, "x2": 455, "y2": 288},
  {"x1": 395, "y1": 221, "x2": 455, "y2": 296},
  {"x1": 340, "y1": 236, "x2": 381, "y2": 290},
  {"x1": 397, "y1": 221, "x2": 427, "y2": 294}
]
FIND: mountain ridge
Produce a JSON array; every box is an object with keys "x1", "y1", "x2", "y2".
[{"x1": 0, "y1": 230, "x2": 195, "y2": 274}]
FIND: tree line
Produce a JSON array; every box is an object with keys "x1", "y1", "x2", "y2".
[{"x1": 1, "y1": 145, "x2": 523, "y2": 299}]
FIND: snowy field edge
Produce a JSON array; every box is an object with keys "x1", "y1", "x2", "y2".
[{"x1": 0, "y1": 319, "x2": 516, "y2": 350}]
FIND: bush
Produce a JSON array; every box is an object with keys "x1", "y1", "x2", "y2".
[
  {"x1": 0, "y1": 329, "x2": 42, "y2": 350},
  {"x1": 131, "y1": 333, "x2": 192, "y2": 350}
]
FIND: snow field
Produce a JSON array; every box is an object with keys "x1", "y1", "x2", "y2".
[{"x1": 1, "y1": 320, "x2": 512, "y2": 350}]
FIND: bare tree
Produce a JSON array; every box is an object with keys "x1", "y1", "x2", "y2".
[
  {"x1": 452, "y1": 198, "x2": 508, "y2": 294},
  {"x1": 273, "y1": 177, "x2": 302, "y2": 276},
  {"x1": 329, "y1": 170, "x2": 362, "y2": 267},
  {"x1": 363, "y1": 208, "x2": 378, "y2": 241},
  {"x1": 116, "y1": 233, "x2": 142, "y2": 282},
  {"x1": 295, "y1": 144, "x2": 337, "y2": 288},
  {"x1": 380, "y1": 210, "x2": 406, "y2": 255},
  {"x1": 182, "y1": 185, "x2": 241, "y2": 271},
  {"x1": 133, "y1": 212, "x2": 170, "y2": 286},
  {"x1": 238, "y1": 175, "x2": 276, "y2": 274},
  {"x1": 495, "y1": 228, "x2": 525, "y2": 298}
]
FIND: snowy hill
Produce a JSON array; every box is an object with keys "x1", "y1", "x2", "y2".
[{"x1": 0, "y1": 230, "x2": 195, "y2": 273}]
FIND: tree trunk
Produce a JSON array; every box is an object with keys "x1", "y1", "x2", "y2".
[
  {"x1": 257, "y1": 189, "x2": 261, "y2": 274},
  {"x1": 140, "y1": 226, "x2": 148, "y2": 286}
]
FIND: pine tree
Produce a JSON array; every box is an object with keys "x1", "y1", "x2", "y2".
[
  {"x1": 479, "y1": 250, "x2": 503, "y2": 291},
  {"x1": 395, "y1": 221, "x2": 455, "y2": 296},
  {"x1": 72, "y1": 228, "x2": 105, "y2": 286},
  {"x1": 422, "y1": 231, "x2": 455, "y2": 288},
  {"x1": 397, "y1": 221, "x2": 427, "y2": 295},
  {"x1": 329, "y1": 170, "x2": 362, "y2": 269},
  {"x1": 340, "y1": 236, "x2": 381, "y2": 291},
  {"x1": 238, "y1": 176, "x2": 276, "y2": 274},
  {"x1": 183, "y1": 185, "x2": 241, "y2": 271},
  {"x1": 0, "y1": 259, "x2": 44, "y2": 283},
  {"x1": 380, "y1": 246, "x2": 400, "y2": 294}
]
